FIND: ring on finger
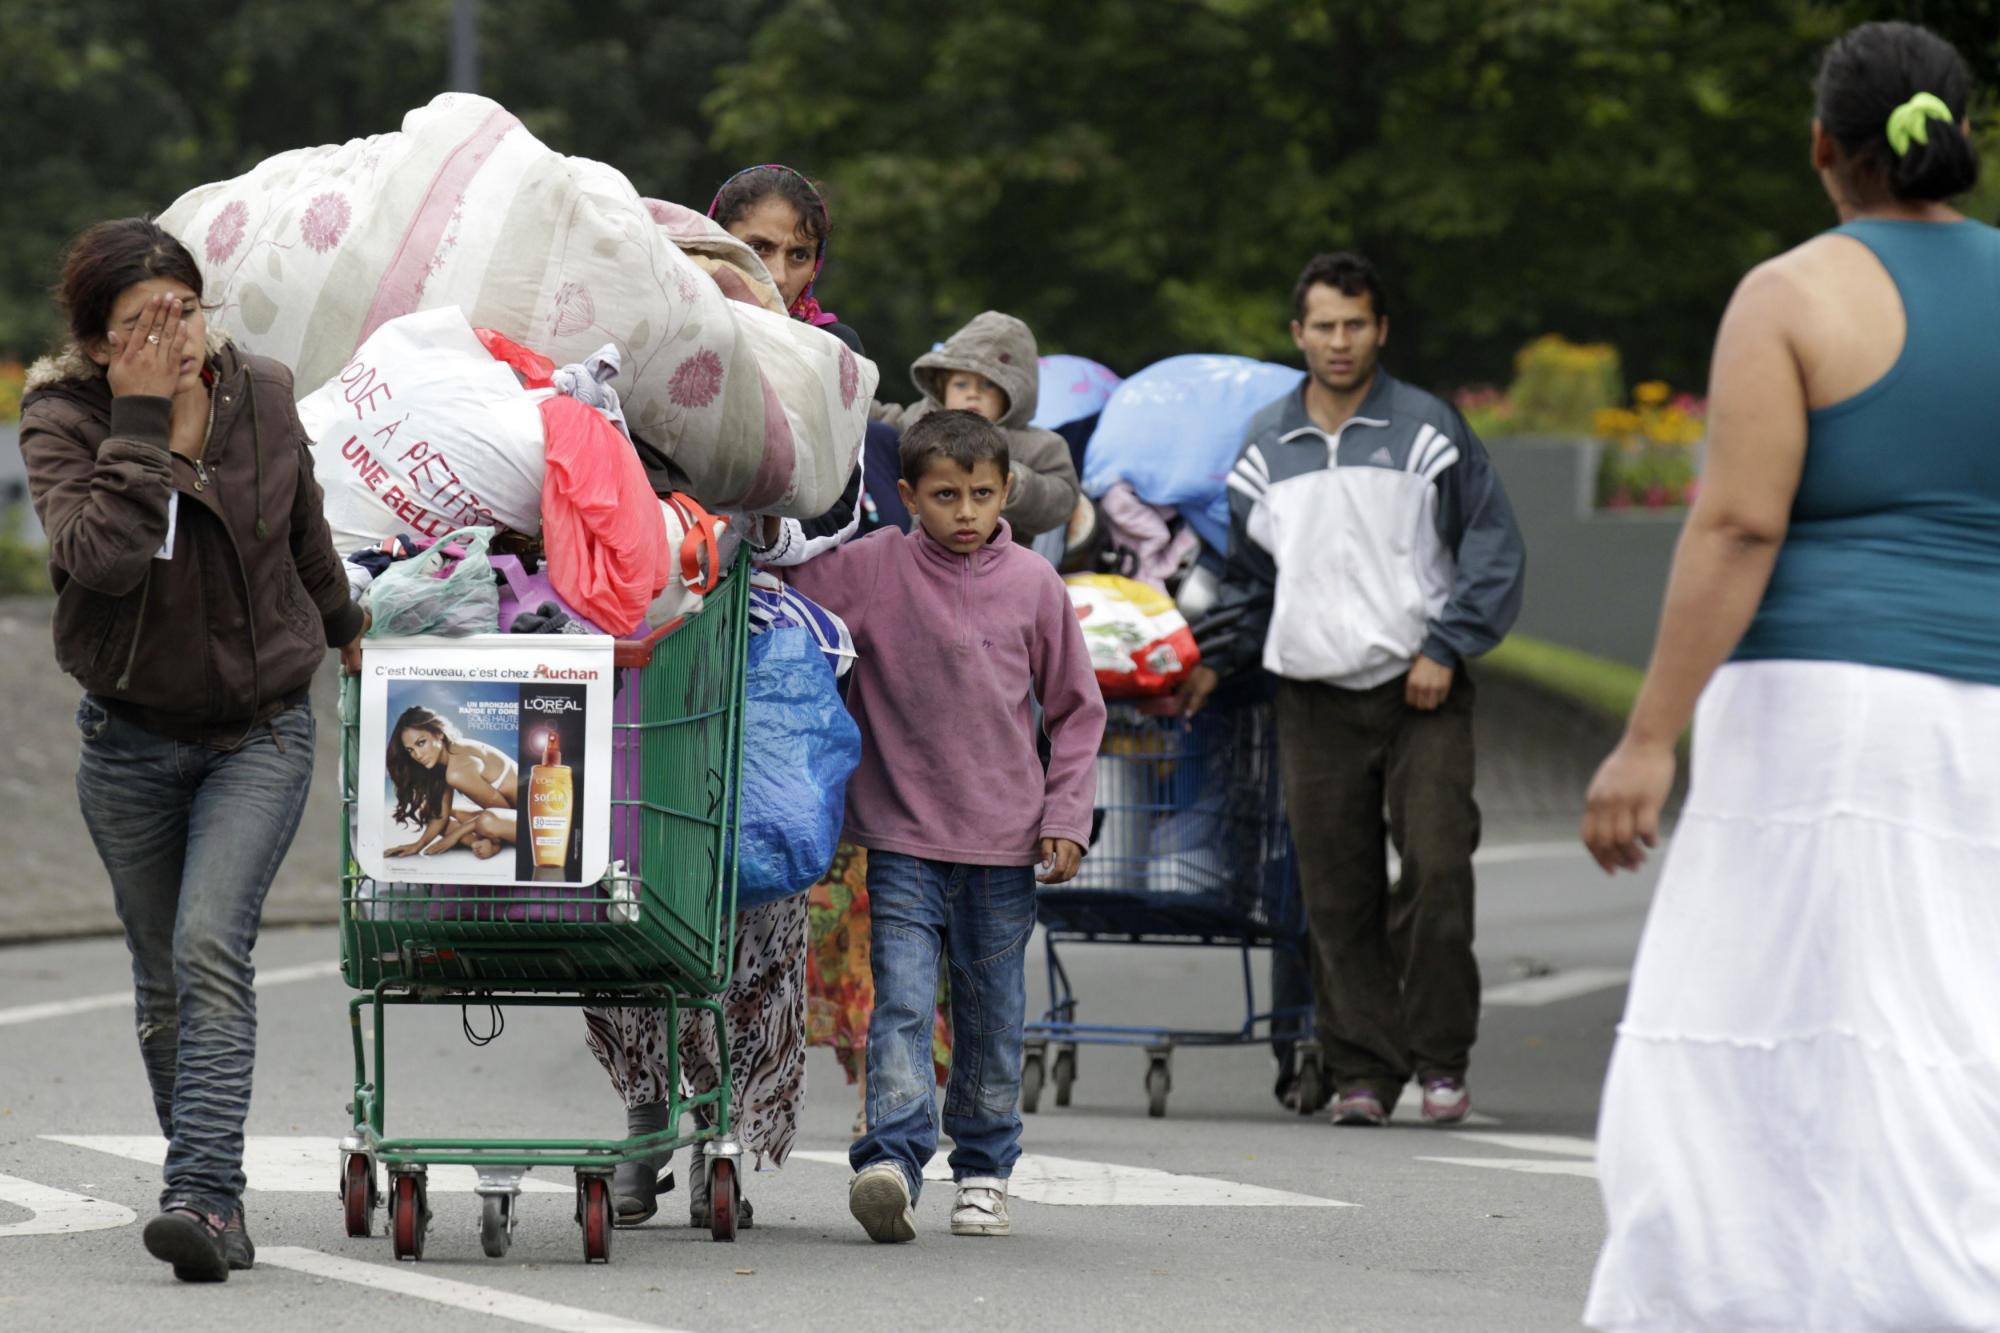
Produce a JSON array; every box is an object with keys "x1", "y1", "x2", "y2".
[{"x1": 146, "y1": 334, "x2": 160, "y2": 345}]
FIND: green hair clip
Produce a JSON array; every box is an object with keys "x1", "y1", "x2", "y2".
[{"x1": 1886, "y1": 91, "x2": 1953, "y2": 157}]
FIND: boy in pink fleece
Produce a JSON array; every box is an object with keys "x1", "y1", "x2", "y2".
[{"x1": 779, "y1": 410, "x2": 1105, "y2": 1243}]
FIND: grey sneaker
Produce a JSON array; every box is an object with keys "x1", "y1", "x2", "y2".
[
  {"x1": 848, "y1": 1162, "x2": 917, "y2": 1244},
  {"x1": 143, "y1": 1203, "x2": 229, "y2": 1283},
  {"x1": 949, "y1": 1177, "x2": 1010, "y2": 1237}
]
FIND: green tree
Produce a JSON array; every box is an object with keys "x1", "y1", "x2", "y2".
[
  {"x1": 708, "y1": 0, "x2": 1999, "y2": 393},
  {"x1": 0, "y1": 0, "x2": 773, "y2": 358}
]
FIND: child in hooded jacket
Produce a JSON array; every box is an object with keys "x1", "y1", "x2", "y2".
[
  {"x1": 871, "y1": 311, "x2": 1081, "y2": 541},
  {"x1": 776, "y1": 409, "x2": 1106, "y2": 1242}
]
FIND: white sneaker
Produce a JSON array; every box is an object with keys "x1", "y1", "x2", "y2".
[
  {"x1": 848, "y1": 1163, "x2": 916, "y2": 1244},
  {"x1": 950, "y1": 1176, "x2": 1010, "y2": 1237}
]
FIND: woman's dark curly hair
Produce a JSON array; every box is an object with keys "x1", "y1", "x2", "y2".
[{"x1": 386, "y1": 707, "x2": 457, "y2": 829}]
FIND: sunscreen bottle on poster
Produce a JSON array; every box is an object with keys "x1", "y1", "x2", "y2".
[{"x1": 528, "y1": 733, "x2": 574, "y2": 879}]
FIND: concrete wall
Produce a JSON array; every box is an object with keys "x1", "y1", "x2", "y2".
[{"x1": 1484, "y1": 436, "x2": 1682, "y2": 669}]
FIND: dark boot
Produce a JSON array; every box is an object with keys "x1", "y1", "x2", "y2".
[{"x1": 612, "y1": 1100, "x2": 674, "y2": 1226}]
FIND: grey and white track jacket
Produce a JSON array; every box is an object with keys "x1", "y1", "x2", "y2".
[{"x1": 1197, "y1": 372, "x2": 1526, "y2": 689}]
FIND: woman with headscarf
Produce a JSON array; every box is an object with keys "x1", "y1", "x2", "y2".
[{"x1": 581, "y1": 164, "x2": 940, "y2": 1229}]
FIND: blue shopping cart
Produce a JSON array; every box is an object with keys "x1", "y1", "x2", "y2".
[{"x1": 1025, "y1": 685, "x2": 1320, "y2": 1118}]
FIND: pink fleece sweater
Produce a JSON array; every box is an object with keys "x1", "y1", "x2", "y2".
[{"x1": 782, "y1": 521, "x2": 1106, "y2": 867}]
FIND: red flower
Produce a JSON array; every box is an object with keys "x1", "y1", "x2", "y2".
[
  {"x1": 299, "y1": 192, "x2": 352, "y2": 253},
  {"x1": 206, "y1": 201, "x2": 249, "y2": 264},
  {"x1": 1643, "y1": 484, "x2": 1669, "y2": 509},
  {"x1": 550, "y1": 282, "x2": 596, "y2": 337},
  {"x1": 838, "y1": 346, "x2": 859, "y2": 409},
  {"x1": 668, "y1": 348, "x2": 725, "y2": 408}
]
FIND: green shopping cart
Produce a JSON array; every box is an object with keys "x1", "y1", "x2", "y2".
[{"x1": 335, "y1": 558, "x2": 749, "y2": 1263}]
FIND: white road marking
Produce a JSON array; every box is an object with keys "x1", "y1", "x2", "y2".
[
  {"x1": 0, "y1": 960, "x2": 342, "y2": 1029},
  {"x1": 1416, "y1": 1156, "x2": 1598, "y2": 1178},
  {"x1": 44, "y1": 1136, "x2": 569, "y2": 1195},
  {"x1": 788, "y1": 1149, "x2": 1353, "y2": 1208},
  {"x1": 1448, "y1": 1132, "x2": 1596, "y2": 1158},
  {"x1": 1482, "y1": 967, "x2": 1630, "y2": 1007},
  {"x1": 1417, "y1": 1129, "x2": 1599, "y2": 1179},
  {"x1": 0, "y1": 1173, "x2": 136, "y2": 1237},
  {"x1": 258, "y1": 1247, "x2": 686, "y2": 1332}
]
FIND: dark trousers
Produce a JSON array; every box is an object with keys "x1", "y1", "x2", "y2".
[{"x1": 1276, "y1": 671, "x2": 1481, "y2": 1101}]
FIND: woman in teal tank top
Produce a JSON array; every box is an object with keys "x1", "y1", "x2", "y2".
[{"x1": 1581, "y1": 21, "x2": 2000, "y2": 1331}]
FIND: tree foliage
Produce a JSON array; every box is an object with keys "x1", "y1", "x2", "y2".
[
  {"x1": 709, "y1": 0, "x2": 2000, "y2": 390},
  {"x1": 0, "y1": 0, "x2": 1993, "y2": 395}
]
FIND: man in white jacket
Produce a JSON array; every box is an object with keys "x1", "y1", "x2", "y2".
[{"x1": 1180, "y1": 252, "x2": 1526, "y2": 1128}]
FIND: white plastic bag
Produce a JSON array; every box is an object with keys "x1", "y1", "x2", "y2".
[{"x1": 298, "y1": 308, "x2": 547, "y2": 554}]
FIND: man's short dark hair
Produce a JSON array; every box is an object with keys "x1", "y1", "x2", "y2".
[
  {"x1": 1291, "y1": 252, "x2": 1388, "y2": 323},
  {"x1": 899, "y1": 409, "x2": 1012, "y2": 485}
]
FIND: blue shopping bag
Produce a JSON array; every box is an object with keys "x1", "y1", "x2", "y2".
[{"x1": 733, "y1": 627, "x2": 862, "y2": 910}]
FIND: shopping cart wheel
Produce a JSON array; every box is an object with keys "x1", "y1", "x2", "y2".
[
  {"x1": 1053, "y1": 1046, "x2": 1077, "y2": 1108},
  {"x1": 1020, "y1": 1052, "x2": 1045, "y2": 1114},
  {"x1": 390, "y1": 1171, "x2": 428, "y2": 1262},
  {"x1": 578, "y1": 1174, "x2": 612, "y2": 1264},
  {"x1": 1294, "y1": 1046, "x2": 1326, "y2": 1118},
  {"x1": 480, "y1": 1194, "x2": 513, "y2": 1259},
  {"x1": 1145, "y1": 1058, "x2": 1171, "y2": 1119},
  {"x1": 709, "y1": 1156, "x2": 739, "y2": 1242},
  {"x1": 341, "y1": 1151, "x2": 377, "y2": 1238}
]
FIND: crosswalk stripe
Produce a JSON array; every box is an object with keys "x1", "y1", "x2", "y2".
[
  {"x1": 258, "y1": 1247, "x2": 684, "y2": 1332},
  {"x1": 0, "y1": 1172, "x2": 136, "y2": 1238},
  {"x1": 786, "y1": 1149, "x2": 1353, "y2": 1208},
  {"x1": 44, "y1": 1136, "x2": 571, "y2": 1195},
  {"x1": 1416, "y1": 1156, "x2": 1598, "y2": 1178}
]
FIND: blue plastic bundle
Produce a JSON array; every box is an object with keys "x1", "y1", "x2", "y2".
[
  {"x1": 1031, "y1": 354, "x2": 1122, "y2": 429},
  {"x1": 1081, "y1": 356, "x2": 1306, "y2": 553},
  {"x1": 733, "y1": 627, "x2": 862, "y2": 910}
]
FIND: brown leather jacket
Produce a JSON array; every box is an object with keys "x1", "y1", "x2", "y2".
[{"x1": 21, "y1": 338, "x2": 362, "y2": 745}]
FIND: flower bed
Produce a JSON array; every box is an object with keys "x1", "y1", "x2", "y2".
[{"x1": 1593, "y1": 381, "x2": 1704, "y2": 511}]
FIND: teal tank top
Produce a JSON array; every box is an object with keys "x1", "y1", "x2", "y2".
[{"x1": 1734, "y1": 219, "x2": 2000, "y2": 686}]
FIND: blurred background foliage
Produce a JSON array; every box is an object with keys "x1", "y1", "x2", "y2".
[{"x1": 1, "y1": 0, "x2": 1996, "y2": 403}]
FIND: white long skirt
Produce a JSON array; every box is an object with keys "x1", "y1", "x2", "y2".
[{"x1": 1586, "y1": 660, "x2": 2000, "y2": 1331}]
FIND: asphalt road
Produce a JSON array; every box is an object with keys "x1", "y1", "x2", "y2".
[{"x1": 0, "y1": 839, "x2": 1657, "y2": 1332}]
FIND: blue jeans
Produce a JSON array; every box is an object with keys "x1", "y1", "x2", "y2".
[
  {"x1": 74, "y1": 695, "x2": 316, "y2": 1215},
  {"x1": 849, "y1": 853, "x2": 1035, "y2": 1201}
]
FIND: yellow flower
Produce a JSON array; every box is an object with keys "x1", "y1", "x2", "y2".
[
  {"x1": 1635, "y1": 380, "x2": 1671, "y2": 406},
  {"x1": 1594, "y1": 407, "x2": 1641, "y2": 438}
]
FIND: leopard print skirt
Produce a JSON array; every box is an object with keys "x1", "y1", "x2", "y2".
[{"x1": 582, "y1": 895, "x2": 807, "y2": 1168}]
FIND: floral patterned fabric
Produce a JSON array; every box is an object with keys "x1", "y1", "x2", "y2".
[
  {"x1": 807, "y1": 843, "x2": 951, "y2": 1085},
  {"x1": 583, "y1": 895, "x2": 808, "y2": 1168}
]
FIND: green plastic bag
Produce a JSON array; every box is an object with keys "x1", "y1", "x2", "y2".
[{"x1": 363, "y1": 526, "x2": 501, "y2": 637}]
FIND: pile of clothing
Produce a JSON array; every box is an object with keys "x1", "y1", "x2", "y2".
[{"x1": 306, "y1": 307, "x2": 732, "y2": 639}]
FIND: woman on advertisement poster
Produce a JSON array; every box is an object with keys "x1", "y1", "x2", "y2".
[{"x1": 383, "y1": 706, "x2": 519, "y2": 860}]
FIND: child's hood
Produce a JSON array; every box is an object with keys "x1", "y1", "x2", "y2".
[{"x1": 909, "y1": 311, "x2": 1039, "y2": 430}]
